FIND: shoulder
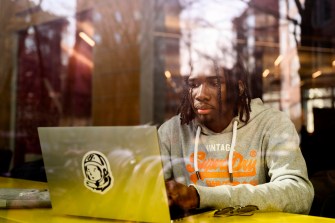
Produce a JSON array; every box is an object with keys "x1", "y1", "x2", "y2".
[
  {"x1": 158, "y1": 115, "x2": 195, "y2": 138},
  {"x1": 248, "y1": 99, "x2": 296, "y2": 131},
  {"x1": 158, "y1": 115, "x2": 181, "y2": 133},
  {"x1": 158, "y1": 115, "x2": 183, "y2": 145},
  {"x1": 250, "y1": 99, "x2": 292, "y2": 122}
]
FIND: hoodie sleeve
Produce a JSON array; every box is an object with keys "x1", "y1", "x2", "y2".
[
  {"x1": 158, "y1": 119, "x2": 174, "y2": 180},
  {"x1": 193, "y1": 115, "x2": 314, "y2": 214}
]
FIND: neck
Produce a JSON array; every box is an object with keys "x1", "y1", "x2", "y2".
[
  {"x1": 198, "y1": 114, "x2": 234, "y2": 133},
  {"x1": 207, "y1": 120, "x2": 232, "y2": 133}
]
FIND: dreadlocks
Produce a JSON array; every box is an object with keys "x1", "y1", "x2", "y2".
[{"x1": 177, "y1": 61, "x2": 252, "y2": 125}]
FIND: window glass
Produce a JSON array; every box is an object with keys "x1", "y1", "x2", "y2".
[{"x1": 1, "y1": 0, "x2": 335, "y2": 202}]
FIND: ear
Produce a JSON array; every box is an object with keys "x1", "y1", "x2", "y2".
[{"x1": 238, "y1": 80, "x2": 244, "y2": 96}]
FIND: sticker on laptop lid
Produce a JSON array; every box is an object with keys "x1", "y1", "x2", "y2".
[{"x1": 82, "y1": 151, "x2": 113, "y2": 194}]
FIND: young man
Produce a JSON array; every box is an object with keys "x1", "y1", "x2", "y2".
[{"x1": 158, "y1": 62, "x2": 314, "y2": 217}]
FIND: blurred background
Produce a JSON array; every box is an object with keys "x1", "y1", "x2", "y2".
[{"x1": 0, "y1": 0, "x2": 335, "y2": 217}]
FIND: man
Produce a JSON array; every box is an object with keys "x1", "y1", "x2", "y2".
[{"x1": 158, "y1": 61, "x2": 314, "y2": 217}]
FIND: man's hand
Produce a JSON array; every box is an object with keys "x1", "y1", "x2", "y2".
[{"x1": 165, "y1": 180, "x2": 199, "y2": 211}]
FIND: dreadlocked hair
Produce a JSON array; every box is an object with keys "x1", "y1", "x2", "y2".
[
  {"x1": 225, "y1": 61, "x2": 252, "y2": 123},
  {"x1": 178, "y1": 76, "x2": 194, "y2": 125},
  {"x1": 178, "y1": 61, "x2": 252, "y2": 125}
]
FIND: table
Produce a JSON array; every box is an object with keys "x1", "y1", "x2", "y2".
[{"x1": 0, "y1": 177, "x2": 334, "y2": 223}]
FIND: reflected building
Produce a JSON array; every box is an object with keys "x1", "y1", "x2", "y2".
[
  {"x1": 298, "y1": 0, "x2": 335, "y2": 133},
  {"x1": 93, "y1": 0, "x2": 181, "y2": 126},
  {"x1": 0, "y1": 0, "x2": 176, "y2": 172},
  {"x1": 162, "y1": 0, "x2": 183, "y2": 120},
  {"x1": 2, "y1": 0, "x2": 335, "y2": 183},
  {"x1": 233, "y1": 0, "x2": 302, "y2": 130}
]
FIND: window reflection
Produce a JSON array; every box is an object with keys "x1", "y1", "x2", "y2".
[
  {"x1": 11, "y1": 6, "x2": 93, "y2": 167},
  {"x1": 1, "y1": 1, "x2": 335, "y2": 212}
]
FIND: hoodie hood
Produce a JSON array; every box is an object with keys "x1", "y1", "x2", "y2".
[{"x1": 239, "y1": 98, "x2": 272, "y2": 127}]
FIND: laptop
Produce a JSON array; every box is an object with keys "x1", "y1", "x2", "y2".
[{"x1": 38, "y1": 126, "x2": 172, "y2": 223}]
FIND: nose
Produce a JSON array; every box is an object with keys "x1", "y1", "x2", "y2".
[{"x1": 194, "y1": 83, "x2": 211, "y2": 101}]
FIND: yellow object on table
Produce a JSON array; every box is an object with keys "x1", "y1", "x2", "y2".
[{"x1": 0, "y1": 177, "x2": 335, "y2": 223}]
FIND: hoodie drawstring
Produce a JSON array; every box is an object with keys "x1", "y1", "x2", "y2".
[
  {"x1": 228, "y1": 120, "x2": 238, "y2": 182},
  {"x1": 194, "y1": 120, "x2": 238, "y2": 183},
  {"x1": 194, "y1": 126, "x2": 202, "y2": 180}
]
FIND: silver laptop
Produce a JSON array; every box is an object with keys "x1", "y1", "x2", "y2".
[{"x1": 38, "y1": 126, "x2": 171, "y2": 223}]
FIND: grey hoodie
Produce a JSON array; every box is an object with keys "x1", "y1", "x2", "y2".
[{"x1": 158, "y1": 98, "x2": 314, "y2": 214}]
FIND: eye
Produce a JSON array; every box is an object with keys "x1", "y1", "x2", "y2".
[
  {"x1": 187, "y1": 80, "x2": 200, "y2": 88},
  {"x1": 208, "y1": 79, "x2": 219, "y2": 87},
  {"x1": 207, "y1": 77, "x2": 223, "y2": 87}
]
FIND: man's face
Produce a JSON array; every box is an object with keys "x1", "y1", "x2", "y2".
[{"x1": 187, "y1": 72, "x2": 233, "y2": 131}]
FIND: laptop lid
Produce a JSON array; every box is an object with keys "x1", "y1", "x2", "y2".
[{"x1": 38, "y1": 126, "x2": 171, "y2": 223}]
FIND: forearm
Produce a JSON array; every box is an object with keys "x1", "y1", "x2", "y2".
[{"x1": 194, "y1": 178, "x2": 314, "y2": 214}]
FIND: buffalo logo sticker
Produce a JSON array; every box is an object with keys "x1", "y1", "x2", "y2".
[{"x1": 82, "y1": 151, "x2": 113, "y2": 194}]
